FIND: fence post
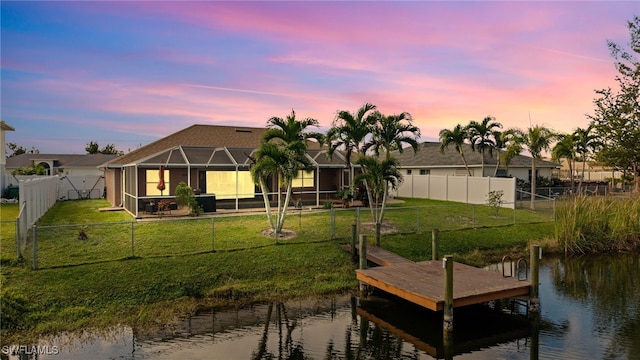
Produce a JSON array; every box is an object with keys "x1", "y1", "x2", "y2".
[
  {"x1": 356, "y1": 207, "x2": 361, "y2": 237},
  {"x1": 432, "y1": 229, "x2": 439, "y2": 261},
  {"x1": 212, "y1": 216, "x2": 215, "y2": 252},
  {"x1": 15, "y1": 220, "x2": 20, "y2": 259},
  {"x1": 131, "y1": 222, "x2": 135, "y2": 257},
  {"x1": 472, "y1": 204, "x2": 476, "y2": 228},
  {"x1": 330, "y1": 207, "x2": 335, "y2": 240},
  {"x1": 32, "y1": 225, "x2": 38, "y2": 270},
  {"x1": 351, "y1": 223, "x2": 357, "y2": 262}
]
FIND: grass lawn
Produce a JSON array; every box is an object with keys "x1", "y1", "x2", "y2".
[{"x1": 1, "y1": 198, "x2": 556, "y2": 342}]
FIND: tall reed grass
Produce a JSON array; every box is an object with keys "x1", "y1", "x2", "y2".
[{"x1": 555, "y1": 195, "x2": 640, "y2": 254}]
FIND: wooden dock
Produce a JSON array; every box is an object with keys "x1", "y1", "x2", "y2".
[{"x1": 352, "y1": 245, "x2": 531, "y2": 312}]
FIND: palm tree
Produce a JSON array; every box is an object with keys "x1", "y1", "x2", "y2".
[
  {"x1": 354, "y1": 155, "x2": 403, "y2": 246},
  {"x1": 573, "y1": 124, "x2": 599, "y2": 193},
  {"x1": 468, "y1": 116, "x2": 502, "y2": 177},
  {"x1": 251, "y1": 109, "x2": 321, "y2": 237},
  {"x1": 366, "y1": 112, "x2": 420, "y2": 160},
  {"x1": 439, "y1": 124, "x2": 471, "y2": 176},
  {"x1": 364, "y1": 112, "x2": 420, "y2": 220},
  {"x1": 326, "y1": 103, "x2": 379, "y2": 203},
  {"x1": 517, "y1": 125, "x2": 556, "y2": 210},
  {"x1": 492, "y1": 128, "x2": 518, "y2": 177},
  {"x1": 552, "y1": 133, "x2": 577, "y2": 194}
]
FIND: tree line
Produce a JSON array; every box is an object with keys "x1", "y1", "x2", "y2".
[{"x1": 251, "y1": 16, "x2": 638, "y2": 234}]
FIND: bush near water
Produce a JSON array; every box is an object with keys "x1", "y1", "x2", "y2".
[{"x1": 555, "y1": 195, "x2": 640, "y2": 254}]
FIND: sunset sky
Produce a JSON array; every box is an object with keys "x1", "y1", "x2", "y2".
[{"x1": 1, "y1": 1, "x2": 637, "y2": 154}]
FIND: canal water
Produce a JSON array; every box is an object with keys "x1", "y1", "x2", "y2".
[{"x1": 5, "y1": 253, "x2": 639, "y2": 359}]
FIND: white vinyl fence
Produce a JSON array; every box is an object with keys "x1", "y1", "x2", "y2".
[
  {"x1": 16, "y1": 176, "x2": 59, "y2": 257},
  {"x1": 4, "y1": 174, "x2": 105, "y2": 200},
  {"x1": 394, "y1": 175, "x2": 516, "y2": 208}
]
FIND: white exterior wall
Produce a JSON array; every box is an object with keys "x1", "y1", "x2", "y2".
[{"x1": 395, "y1": 174, "x2": 516, "y2": 208}]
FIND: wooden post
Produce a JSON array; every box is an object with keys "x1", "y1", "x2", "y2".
[
  {"x1": 359, "y1": 235, "x2": 368, "y2": 295},
  {"x1": 529, "y1": 244, "x2": 540, "y2": 314},
  {"x1": 359, "y1": 235, "x2": 368, "y2": 270},
  {"x1": 432, "y1": 229, "x2": 439, "y2": 261},
  {"x1": 351, "y1": 223, "x2": 357, "y2": 262},
  {"x1": 443, "y1": 255, "x2": 453, "y2": 332},
  {"x1": 443, "y1": 329, "x2": 454, "y2": 360}
]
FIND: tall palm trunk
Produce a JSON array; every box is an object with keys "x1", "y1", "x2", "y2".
[
  {"x1": 493, "y1": 149, "x2": 501, "y2": 177},
  {"x1": 579, "y1": 158, "x2": 587, "y2": 193},
  {"x1": 277, "y1": 184, "x2": 293, "y2": 233},
  {"x1": 258, "y1": 177, "x2": 275, "y2": 230},
  {"x1": 460, "y1": 151, "x2": 472, "y2": 176},
  {"x1": 530, "y1": 159, "x2": 537, "y2": 210}
]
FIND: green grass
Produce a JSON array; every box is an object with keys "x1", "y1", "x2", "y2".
[
  {"x1": 6, "y1": 198, "x2": 553, "y2": 269},
  {"x1": 0, "y1": 203, "x2": 20, "y2": 263},
  {"x1": 0, "y1": 197, "x2": 556, "y2": 343}
]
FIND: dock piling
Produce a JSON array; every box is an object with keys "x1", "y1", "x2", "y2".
[
  {"x1": 359, "y1": 235, "x2": 368, "y2": 295},
  {"x1": 443, "y1": 254, "x2": 453, "y2": 331},
  {"x1": 529, "y1": 244, "x2": 541, "y2": 314}
]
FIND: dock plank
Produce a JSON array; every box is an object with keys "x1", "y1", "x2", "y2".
[
  {"x1": 341, "y1": 244, "x2": 415, "y2": 267},
  {"x1": 357, "y1": 260, "x2": 530, "y2": 311}
]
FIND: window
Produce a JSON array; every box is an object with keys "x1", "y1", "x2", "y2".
[
  {"x1": 419, "y1": 169, "x2": 430, "y2": 175},
  {"x1": 496, "y1": 169, "x2": 508, "y2": 177},
  {"x1": 291, "y1": 170, "x2": 315, "y2": 188},
  {"x1": 406, "y1": 169, "x2": 412, "y2": 175},
  {"x1": 205, "y1": 171, "x2": 255, "y2": 200},
  {"x1": 146, "y1": 169, "x2": 170, "y2": 196}
]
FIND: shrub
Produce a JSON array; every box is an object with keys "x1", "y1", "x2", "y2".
[
  {"x1": 175, "y1": 182, "x2": 193, "y2": 208},
  {"x1": 486, "y1": 190, "x2": 504, "y2": 216}
]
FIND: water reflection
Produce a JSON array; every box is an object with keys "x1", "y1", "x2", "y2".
[
  {"x1": 547, "y1": 254, "x2": 640, "y2": 360},
  {"x1": 4, "y1": 254, "x2": 639, "y2": 359}
]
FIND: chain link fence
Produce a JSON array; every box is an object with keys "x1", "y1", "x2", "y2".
[{"x1": 19, "y1": 202, "x2": 554, "y2": 270}]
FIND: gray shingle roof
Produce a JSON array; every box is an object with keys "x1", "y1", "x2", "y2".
[
  {"x1": 104, "y1": 125, "x2": 269, "y2": 167},
  {"x1": 6, "y1": 153, "x2": 118, "y2": 168},
  {"x1": 105, "y1": 124, "x2": 325, "y2": 167},
  {"x1": 392, "y1": 142, "x2": 558, "y2": 168}
]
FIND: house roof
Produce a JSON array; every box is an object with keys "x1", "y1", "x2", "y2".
[
  {"x1": 6, "y1": 153, "x2": 118, "y2": 168},
  {"x1": 1, "y1": 120, "x2": 15, "y2": 131},
  {"x1": 392, "y1": 142, "x2": 558, "y2": 168},
  {"x1": 104, "y1": 124, "x2": 323, "y2": 167}
]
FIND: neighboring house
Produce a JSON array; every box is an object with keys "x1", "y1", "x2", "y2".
[
  {"x1": 6, "y1": 153, "x2": 118, "y2": 177},
  {"x1": 556, "y1": 158, "x2": 622, "y2": 183},
  {"x1": 1, "y1": 120, "x2": 16, "y2": 193},
  {"x1": 392, "y1": 142, "x2": 559, "y2": 183},
  {"x1": 101, "y1": 125, "x2": 350, "y2": 218},
  {"x1": 5, "y1": 153, "x2": 117, "y2": 200}
]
